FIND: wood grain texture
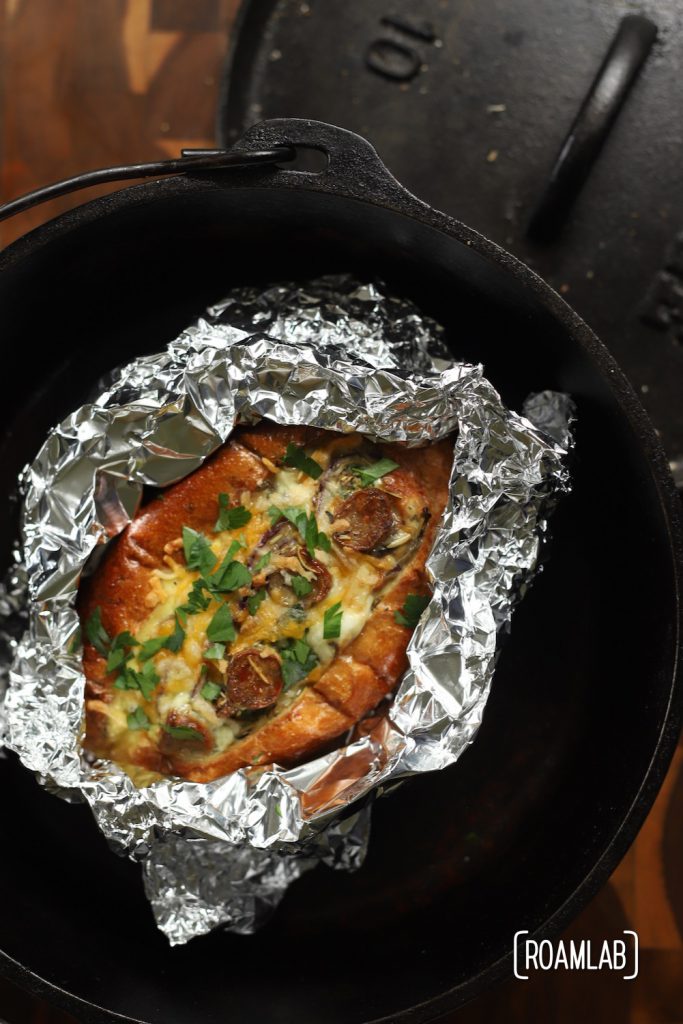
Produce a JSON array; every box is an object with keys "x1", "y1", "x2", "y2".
[
  {"x1": 0, "y1": 0, "x2": 239, "y2": 248},
  {"x1": 0, "y1": 1, "x2": 681, "y2": 1021}
]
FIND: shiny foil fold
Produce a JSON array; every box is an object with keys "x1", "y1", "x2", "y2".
[{"x1": 1, "y1": 276, "x2": 572, "y2": 944}]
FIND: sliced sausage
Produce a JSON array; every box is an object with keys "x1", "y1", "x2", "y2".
[
  {"x1": 217, "y1": 648, "x2": 283, "y2": 717},
  {"x1": 333, "y1": 488, "x2": 395, "y2": 552},
  {"x1": 251, "y1": 520, "x2": 332, "y2": 607},
  {"x1": 158, "y1": 709, "x2": 214, "y2": 755},
  {"x1": 299, "y1": 551, "x2": 332, "y2": 604}
]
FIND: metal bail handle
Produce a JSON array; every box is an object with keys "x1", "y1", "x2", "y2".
[{"x1": 0, "y1": 146, "x2": 295, "y2": 226}]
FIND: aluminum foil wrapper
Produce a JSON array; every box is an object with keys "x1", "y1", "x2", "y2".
[{"x1": 0, "y1": 276, "x2": 573, "y2": 944}]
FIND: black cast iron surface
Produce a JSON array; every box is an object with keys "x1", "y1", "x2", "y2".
[
  {"x1": 218, "y1": 0, "x2": 683, "y2": 480},
  {"x1": 0, "y1": 119, "x2": 680, "y2": 1023}
]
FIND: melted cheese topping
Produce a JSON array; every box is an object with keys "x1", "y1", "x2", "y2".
[{"x1": 101, "y1": 440, "x2": 421, "y2": 776}]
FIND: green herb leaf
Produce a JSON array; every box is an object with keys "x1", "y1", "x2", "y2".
[
  {"x1": 282, "y1": 442, "x2": 323, "y2": 480},
  {"x1": 268, "y1": 505, "x2": 284, "y2": 525},
  {"x1": 246, "y1": 588, "x2": 267, "y2": 616},
  {"x1": 114, "y1": 670, "x2": 136, "y2": 691},
  {"x1": 203, "y1": 642, "x2": 225, "y2": 660},
  {"x1": 127, "y1": 706, "x2": 150, "y2": 731},
  {"x1": 355, "y1": 458, "x2": 400, "y2": 487},
  {"x1": 201, "y1": 681, "x2": 223, "y2": 702},
  {"x1": 182, "y1": 526, "x2": 217, "y2": 575},
  {"x1": 114, "y1": 661, "x2": 159, "y2": 699},
  {"x1": 292, "y1": 637, "x2": 312, "y2": 664},
  {"x1": 281, "y1": 654, "x2": 317, "y2": 689},
  {"x1": 291, "y1": 574, "x2": 313, "y2": 598},
  {"x1": 316, "y1": 531, "x2": 331, "y2": 554},
  {"x1": 209, "y1": 556, "x2": 252, "y2": 593},
  {"x1": 163, "y1": 615, "x2": 186, "y2": 653},
  {"x1": 136, "y1": 619, "x2": 185, "y2": 660},
  {"x1": 206, "y1": 603, "x2": 236, "y2": 644},
  {"x1": 138, "y1": 636, "x2": 167, "y2": 662},
  {"x1": 106, "y1": 647, "x2": 130, "y2": 673},
  {"x1": 162, "y1": 723, "x2": 204, "y2": 741},
  {"x1": 85, "y1": 607, "x2": 110, "y2": 657},
  {"x1": 225, "y1": 539, "x2": 243, "y2": 560},
  {"x1": 105, "y1": 630, "x2": 138, "y2": 672},
  {"x1": 113, "y1": 630, "x2": 138, "y2": 649},
  {"x1": 394, "y1": 593, "x2": 430, "y2": 629},
  {"x1": 215, "y1": 493, "x2": 252, "y2": 532},
  {"x1": 177, "y1": 578, "x2": 212, "y2": 620},
  {"x1": 137, "y1": 660, "x2": 160, "y2": 700},
  {"x1": 278, "y1": 636, "x2": 319, "y2": 689},
  {"x1": 269, "y1": 506, "x2": 331, "y2": 558},
  {"x1": 323, "y1": 601, "x2": 343, "y2": 640},
  {"x1": 254, "y1": 552, "x2": 271, "y2": 572},
  {"x1": 303, "y1": 513, "x2": 319, "y2": 559}
]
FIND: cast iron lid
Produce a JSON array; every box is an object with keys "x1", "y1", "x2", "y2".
[{"x1": 218, "y1": 0, "x2": 683, "y2": 480}]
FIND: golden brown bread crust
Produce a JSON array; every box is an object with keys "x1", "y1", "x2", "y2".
[
  {"x1": 80, "y1": 441, "x2": 270, "y2": 696},
  {"x1": 78, "y1": 421, "x2": 453, "y2": 783}
]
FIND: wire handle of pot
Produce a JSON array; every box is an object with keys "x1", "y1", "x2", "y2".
[{"x1": 0, "y1": 146, "x2": 295, "y2": 225}]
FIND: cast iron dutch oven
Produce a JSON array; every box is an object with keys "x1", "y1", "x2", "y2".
[{"x1": 0, "y1": 119, "x2": 681, "y2": 1024}]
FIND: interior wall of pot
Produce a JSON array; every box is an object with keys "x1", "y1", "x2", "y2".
[{"x1": 0, "y1": 180, "x2": 678, "y2": 1024}]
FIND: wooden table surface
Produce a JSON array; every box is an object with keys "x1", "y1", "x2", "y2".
[{"x1": 0, "y1": 2, "x2": 681, "y2": 1022}]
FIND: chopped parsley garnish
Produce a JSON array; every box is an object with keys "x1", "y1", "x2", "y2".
[
  {"x1": 161, "y1": 723, "x2": 203, "y2": 741},
  {"x1": 203, "y1": 642, "x2": 225, "y2": 660},
  {"x1": 85, "y1": 607, "x2": 110, "y2": 657},
  {"x1": 323, "y1": 601, "x2": 343, "y2": 640},
  {"x1": 278, "y1": 636, "x2": 319, "y2": 689},
  {"x1": 137, "y1": 636, "x2": 167, "y2": 662},
  {"x1": 215, "y1": 493, "x2": 252, "y2": 532},
  {"x1": 394, "y1": 593, "x2": 430, "y2": 629},
  {"x1": 68, "y1": 626, "x2": 82, "y2": 655},
  {"x1": 206, "y1": 603, "x2": 236, "y2": 644},
  {"x1": 136, "y1": 617, "x2": 185, "y2": 658},
  {"x1": 254, "y1": 552, "x2": 271, "y2": 572},
  {"x1": 182, "y1": 526, "x2": 217, "y2": 575},
  {"x1": 115, "y1": 660, "x2": 160, "y2": 700},
  {"x1": 268, "y1": 506, "x2": 331, "y2": 558},
  {"x1": 105, "y1": 630, "x2": 137, "y2": 672},
  {"x1": 225, "y1": 539, "x2": 243, "y2": 560},
  {"x1": 127, "y1": 706, "x2": 150, "y2": 731},
  {"x1": 177, "y1": 578, "x2": 212, "y2": 620},
  {"x1": 137, "y1": 661, "x2": 160, "y2": 699},
  {"x1": 114, "y1": 630, "x2": 138, "y2": 649},
  {"x1": 163, "y1": 614, "x2": 186, "y2": 653},
  {"x1": 201, "y1": 681, "x2": 223, "y2": 702},
  {"x1": 209, "y1": 555, "x2": 252, "y2": 593},
  {"x1": 282, "y1": 442, "x2": 323, "y2": 480},
  {"x1": 291, "y1": 574, "x2": 313, "y2": 598},
  {"x1": 303, "y1": 512, "x2": 331, "y2": 557},
  {"x1": 114, "y1": 670, "x2": 138, "y2": 691},
  {"x1": 247, "y1": 587, "x2": 267, "y2": 616},
  {"x1": 354, "y1": 458, "x2": 400, "y2": 487}
]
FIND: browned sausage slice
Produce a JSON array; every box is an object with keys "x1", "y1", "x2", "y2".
[
  {"x1": 333, "y1": 488, "x2": 395, "y2": 552},
  {"x1": 158, "y1": 709, "x2": 214, "y2": 755},
  {"x1": 217, "y1": 649, "x2": 283, "y2": 716},
  {"x1": 299, "y1": 551, "x2": 332, "y2": 604}
]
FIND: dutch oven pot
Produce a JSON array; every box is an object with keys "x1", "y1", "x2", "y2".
[{"x1": 0, "y1": 119, "x2": 681, "y2": 1024}]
